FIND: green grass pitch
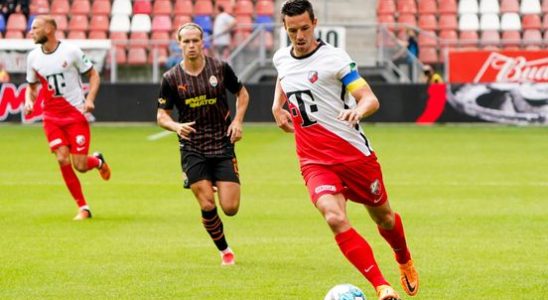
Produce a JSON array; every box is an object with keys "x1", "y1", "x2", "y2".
[{"x1": 1, "y1": 124, "x2": 546, "y2": 299}]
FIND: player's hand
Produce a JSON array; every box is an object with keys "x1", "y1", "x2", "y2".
[
  {"x1": 273, "y1": 109, "x2": 294, "y2": 133},
  {"x1": 337, "y1": 108, "x2": 362, "y2": 127},
  {"x1": 175, "y1": 121, "x2": 196, "y2": 140},
  {"x1": 23, "y1": 101, "x2": 34, "y2": 115},
  {"x1": 84, "y1": 99, "x2": 95, "y2": 113},
  {"x1": 227, "y1": 120, "x2": 243, "y2": 143}
]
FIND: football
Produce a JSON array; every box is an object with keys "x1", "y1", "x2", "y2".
[{"x1": 324, "y1": 284, "x2": 366, "y2": 300}]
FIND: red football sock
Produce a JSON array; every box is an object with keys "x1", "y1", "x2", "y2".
[
  {"x1": 335, "y1": 228, "x2": 389, "y2": 288},
  {"x1": 60, "y1": 164, "x2": 87, "y2": 208},
  {"x1": 378, "y1": 213, "x2": 411, "y2": 264},
  {"x1": 87, "y1": 156, "x2": 101, "y2": 170}
]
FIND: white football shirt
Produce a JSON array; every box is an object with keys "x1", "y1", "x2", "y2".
[{"x1": 273, "y1": 41, "x2": 373, "y2": 166}]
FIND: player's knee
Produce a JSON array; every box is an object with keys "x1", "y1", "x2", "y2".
[
  {"x1": 199, "y1": 200, "x2": 216, "y2": 212},
  {"x1": 324, "y1": 211, "x2": 348, "y2": 229},
  {"x1": 376, "y1": 212, "x2": 395, "y2": 230},
  {"x1": 222, "y1": 205, "x2": 239, "y2": 216},
  {"x1": 56, "y1": 156, "x2": 71, "y2": 166},
  {"x1": 72, "y1": 161, "x2": 87, "y2": 173}
]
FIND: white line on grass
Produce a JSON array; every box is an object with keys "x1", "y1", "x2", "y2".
[{"x1": 147, "y1": 131, "x2": 172, "y2": 141}]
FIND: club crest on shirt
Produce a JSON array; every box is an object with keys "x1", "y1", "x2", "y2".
[
  {"x1": 209, "y1": 75, "x2": 218, "y2": 87},
  {"x1": 76, "y1": 135, "x2": 86, "y2": 146},
  {"x1": 62, "y1": 61, "x2": 68, "y2": 68},
  {"x1": 308, "y1": 71, "x2": 318, "y2": 83},
  {"x1": 158, "y1": 98, "x2": 166, "y2": 105},
  {"x1": 370, "y1": 179, "x2": 381, "y2": 195}
]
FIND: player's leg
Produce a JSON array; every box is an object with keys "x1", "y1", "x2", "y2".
[
  {"x1": 213, "y1": 156, "x2": 241, "y2": 216},
  {"x1": 66, "y1": 121, "x2": 110, "y2": 180},
  {"x1": 367, "y1": 203, "x2": 418, "y2": 297}
]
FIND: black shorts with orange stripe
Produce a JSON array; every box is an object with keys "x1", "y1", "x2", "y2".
[{"x1": 180, "y1": 149, "x2": 240, "y2": 186}]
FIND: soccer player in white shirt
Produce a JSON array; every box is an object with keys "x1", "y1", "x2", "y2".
[
  {"x1": 24, "y1": 15, "x2": 111, "y2": 220},
  {"x1": 271, "y1": 1, "x2": 418, "y2": 299}
]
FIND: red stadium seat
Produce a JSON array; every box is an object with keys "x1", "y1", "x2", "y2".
[
  {"x1": 543, "y1": 14, "x2": 548, "y2": 30},
  {"x1": 397, "y1": 0, "x2": 417, "y2": 14},
  {"x1": 377, "y1": 0, "x2": 396, "y2": 15},
  {"x1": 439, "y1": 14, "x2": 457, "y2": 31},
  {"x1": 193, "y1": 0, "x2": 213, "y2": 15},
  {"x1": 133, "y1": 0, "x2": 152, "y2": 14},
  {"x1": 438, "y1": 0, "x2": 457, "y2": 14},
  {"x1": 151, "y1": 31, "x2": 170, "y2": 47},
  {"x1": 377, "y1": 14, "x2": 395, "y2": 31},
  {"x1": 6, "y1": 13, "x2": 26, "y2": 32},
  {"x1": 152, "y1": 15, "x2": 172, "y2": 32},
  {"x1": 174, "y1": 0, "x2": 193, "y2": 16},
  {"x1": 127, "y1": 47, "x2": 148, "y2": 65},
  {"x1": 501, "y1": 30, "x2": 521, "y2": 48},
  {"x1": 51, "y1": 14, "x2": 68, "y2": 32},
  {"x1": 500, "y1": 0, "x2": 519, "y2": 13},
  {"x1": 543, "y1": 0, "x2": 548, "y2": 13},
  {"x1": 418, "y1": 0, "x2": 437, "y2": 15},
  {"x1": 234, "y1": 15, "x2": 253, "y2": 33},
  {"x1": 481, "y1": 30, "x2": 500, "y2": 46},
  {"x1": 153, "y1": 0, "x2": 172, "y2": 16},
  {"x1": 90, "y1": 15, "x2": 110, "y2": 32},
  {"x1": 397, "y1": 14, "x2": 416, "y2": 27},
  {"x1": 522, "y1": 14, "x2": 542, "y2": 30},
  {"x1": 418, "y1": 31, "x2": 437, "y2": 47},
  {"x1": 67, "y1": 30, "x2": 86, "y2": 39},
  {"x1": 418, "y1": 14, "x2": 438, "y2": 31},
  {"x1": 419, "y1": 47, "x2": 438, "y2": 64},
  {"x1": 256, "y1": 0, "x2": 274, "y2": 16},
  {"x1": 5, "y1": 30, "x2": 24, "y2": 39},
  {"x1": 70, "y1": 0, "x2": 90, "y2": 15},
  {"x1": 439, "y1": 30, "x2": 458, "y2": 48},
  {"x1": 69, "y1": 15, "x2": 89, "y2": 32},
  {"x1": 92, "y1": 0, "x2": 111, "y2": 15},
  {"x1": 110, "y1": 31, "x2": 128, "y2": 49},
  {"x1": 112, "y1": 48, "x2": 127, "y2": 64},
  {"x1": 129, "y1": 32, "x2": 150, "y2": 48},
  {"x1": 89, "y1": 30, "x2": 108, "y2": 39},
  {"x1": 234, "y1": 0, "x2": 253, "y2": 16},
  {"x1": 30, "y1": 0, "x2": 50, "y2": 14},
  {"x1": 55, "y1": 30, "x2": 65, "y2": 39},
  {"x1": 148, "y1": 47, "x2": 168, "y2": 64},
  {"x1": 50, "y1": 0, "x2": 69, "y2": 14},
  {"x1": 522, "y1": 29, "x2": 542, "y2": 47},
  {"x1": 459, "y1": 31, "x2": 479, "y2": 48},
  {"x1": 172, "y1": 15, "x2": 192, "y2": 32}
]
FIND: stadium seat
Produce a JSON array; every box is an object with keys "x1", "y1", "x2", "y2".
[
  {"x1": 151, "y1": 31, "x2": 170, "y2": 47},
  {"x1": 50, "y1": 0, "x2": 69, "y2": 15},
  {"x1": 397, "y1": 0, "x2": 417, "y2": 14},
  {"x1": 522, "y1": 14, "x2": 542, "y2": 30},
  {"x1": 112, "y1": 48, "x2": 127, "y2": 64},
  {"x1": 216, "y1": 0, "x2": 233, "y2": 13},
  {"x1": 500, "y1": 13, "x2": 521, "y2": 31},
  {"x1": 438, "y1": 0, "x2": 457, "y2": 14},
  {"x1": 109, "y1": 15, "x2": 131, "y2": 32},
  {"x1": 110, "y1": 31, "x2": 128, "y2": 49},
  {"x1": 153, "y1": 0, "x2": 172, "y2": 16},
  {"x1": 133, "y1": 0, "x2": 152, "y2": 14},
  {"x1": 501, "y1": 30, "x2": 521, "y2": 48},
  {"x1": 459, "y1": 30, "x2": 479, "y2": 48},
  {"x1": 90, "y1": 15, "x2": 110, "y2": 32},
  {"x1": 234, "y1": 15, "x2": 253, "y2": 33},
  {"x1": 130, "y1": 14, "x2": 152, "y2": 33},
  {"x1": 67, "y1": 30, "x2": 86, "y2": 39},
  {"x1": 129, "y1": 31, "x2": 150, "y2": 48},
  {"x1": 193, "y1": 15, "x2": 212, "y2": 33},
  {"x1": 397, "y1": 14, "x2": 417, "y2": 28},
  {"x1": 89, "y1": 30, "x2": 108, "y2": 39},
  {"x1": 152, "y1": 15, "x2": 172, "y2": 32},
  {"x1": 0, "y1": 15, "x2": 5, "y2": 32},
  {"x1": 439, "y1": 14, "x2": 458, "y2": 30},
  {"x1": 69, "y1": 15, "x2": 89, "y2": 32},
  {"x1": 70, "y1": 0, "x2": 91, "y2": 15},
  {"x1": 174, "y1": 0, "x2": 193, "y2": 15},
  {"x1": 418, "y1": 0, "x2": 437, "y2": 15},
  {"x1": 458, "y1": 14, "x2": 479, "y2": 31},
  {"x1": 148, "y1": 47, "x2": 168, "y2": 64},
  {"x1": 543, "y1": 0, "x2": 548, "y2": 13},
  {"x1": 6, "y1": 13, "x2": 26, "y2": 32},
  {"x1": 256, "y1": 0, "x2": 274, "y2": 16},
  {"x1": 55, "y1": 30, "x2": 65, "y2": 39},
  {"x1": 439, "y1": 30, "x2": 458, "y2": 48},
  {"x1": 418, "y1": 15, "x2": 437, "y2": 31},
  {"x1": 479, "y1": 13, "x2": 500, "y2": 31},
  {"x1": 377, "y1": 0, "x2": 396, "y2": 15},
  {"x1": 419, "y1": 47, "x2": 438, "y2": 64},
  {"x1": 234, "y1": 0, "x2": 254, "y2": 16},
  {"x1": 418, "y1": 31, "x2": 437, "y2": 47},
  {"x1": 520, "y1": 0, "x2": 542, "y2": 14},
  {"x1": 92, "y1": 0, "x2": 111, "y2": 15},
  {"x1": 172, "y1": 15, "x2": 192, "y2": 32},
  {"x1": 522, "y1": 29, "x2": 542, "y2": 47},
  {"x1": 500, "y1": 0, "x2": 519, "y2": 13},
  {"x1": 111, "y1": 0, "x2": 132, "y2": 16},
  {"x1": 458, "y1": 0, "x2": 479, "y2": 14},
  {"x1": 51, "y1": 14, "x2": 67, "y2": 32},
  {"x1": 377, "y1": 14, "x2": 395, "y2": 31},
  {"x1": 5, "y1": 30, "x2": 24, "y2": 39},
  {"x1": 30, "y1": 0, "x2": 50, "y2": 14},
  {"x1": 480, "y1": 30, "x2": 500, "y2": 47},
  {"x1": 543, "y1": 15, "x2": 548, "y2": 30},
  {"x1": 193, "y1": 0, "x2": 213, "y2": 15},
  {"x1": 479, "y1": 0, "x2": 500, "y2": 14},
  {"x1": 544, "y1": 30, "x2": 548, "y2": 44},
  {"x1": 255, "y1": 15, "x2": 274, "y2": 32}
]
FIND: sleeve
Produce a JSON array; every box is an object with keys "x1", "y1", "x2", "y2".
[
  {"x1": 157, "y1": 76, "x2": 176, "y2": 110},
  {"x1": 26, "y1": 52, "x2": 37, "y2": 84},
  {"x1": 335, "y1": 49, "x2": 367, "y2": 93},
  {"x1": 73, "y1": 46, "x2": 94, "y2": 74},
  {"x1": 223, "y1": 62, "x2": 243, "y2": 94}
]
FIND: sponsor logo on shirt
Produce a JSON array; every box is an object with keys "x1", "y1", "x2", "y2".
[
  {"x1": 185, "y1": 95, "x2": 217, "y2": 108},
  {"x1": 308, "y1": 71, "x2": 318, "y2": 83},
  {"x1": 315, "y1": 185, "x2": 336, "y2": 194}
]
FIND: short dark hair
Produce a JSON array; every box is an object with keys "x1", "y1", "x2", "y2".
[
  {"x1": 281, "y1": 0, "x2": 315, "y2": 22},
  {"x1": 218, "y1": 5, "x2": 225, "y2": 13}
]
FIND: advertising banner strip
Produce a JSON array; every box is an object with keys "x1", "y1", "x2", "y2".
[{"x1": 448, "y1": 50, "x2": 548, "y2": 83}]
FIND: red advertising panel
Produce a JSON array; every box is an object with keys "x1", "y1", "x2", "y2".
[{"x1": 448, "y1": 51, "x2": 548, "y2": 83}]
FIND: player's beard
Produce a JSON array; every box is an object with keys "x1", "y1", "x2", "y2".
[{"x1": 35, "y1": 35, "x2": 48, "y2": 44}]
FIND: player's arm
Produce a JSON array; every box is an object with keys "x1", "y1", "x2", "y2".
[
  {"x1": 83, "y1": 67, "x2": 100, "y2": 113},
  {"x1": 24, "y1": 82, "x2": 39, "y2": 115},
  {"x1": 271, "y1": 77, "x2": 294, "y2": 133},
  {"x1": 157, "y1": 108, "x2": 196, "y2": 141},
  {"x1": 337, "y1": 70, "x2": 379, "y2": 126},
  {"x1": 227, "y1": 85, "x2": 249, "y2": 143}
]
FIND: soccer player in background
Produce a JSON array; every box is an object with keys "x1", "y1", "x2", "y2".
[
  {"x1": 24, "y1": 15, "x2": 111, "y2": 220},
  {"x1": 156, "y1": 23, "x2": 249, "y2": 266},
  {"x1": 271, "y1": 1, "x2": 418, "y2": 299}
]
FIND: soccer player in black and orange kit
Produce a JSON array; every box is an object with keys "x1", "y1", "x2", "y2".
[{"x1": 156, "y1": 23, "x2": 249, "y2": 266}]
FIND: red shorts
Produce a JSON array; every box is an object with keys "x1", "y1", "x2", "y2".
[
  {"x1": 43, "y1": 119, "x2": 91, "y2": 155},
  {"x1": 300, "y1": 154, "x2": 388, "y2": 207}
]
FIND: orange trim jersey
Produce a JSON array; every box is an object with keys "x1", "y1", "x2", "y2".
[{"x1": 273, "y1": 41, "x2": 373, "y2": 166}]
